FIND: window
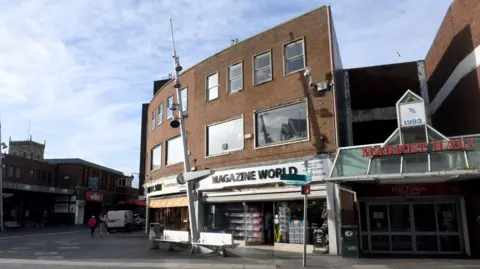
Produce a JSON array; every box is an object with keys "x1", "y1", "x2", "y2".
[
  {"x1": 150, "y1": 144, "x2": 162, "y2": 171},
  {"x1": 180, "y1": 88, "x2": 188, "y2": 112},
  {"x1": 151, "y1": 109, "x2": 156, "y2": 130},
  {"x1": 255, "y1": 101, "x2": 308, "y2": 147},
  {"x1": 206, "y1": 117, "x2": 244, "y2": 156},
  {"x1": 7, "y1": 166, "x2": 13, "y2": 178},
  {"x1": 228, "y1": 63, "x2": 243, "y2": 93},
  {"x1": 158, "y1": 103, "x2": 163, "y2": 125},
  {"x1": 1, "y1": 165, "x2": 5, "y2": 179},
  {"x1": 165, "y1": 136, "x2": 184, "y2": 165},
  {"x1": 254, "y1": 51, "x2": 272, "y2": 84},
  {"x1": 15, "y1": 167, "x2": 21, "y2": 178},
  {"x1": 206, "y1": 73, "x2": 219, "y2": 101},
  {"x1": 284, "y1": 39, "x2": 305, "y2": 75},
  {"x1": 166, "y1": 96, "x2": 174, "y2": 119}
]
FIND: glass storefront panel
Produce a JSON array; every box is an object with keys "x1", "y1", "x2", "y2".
[
  {"x1": 430, "y1": 151, "x2": 466, "y2": 171},
  {"x1": 331, "y1": 147, "x2": 371, "y2": 177},
  {"x1": 203, "y1": 203, "x2": 246, "y2": 241},
  {"x1": 369, "y1": 156, "x2": 401, "y2": 175},
  {"x1": 465, "y1": 136, "x2": 480, "y2": 169},
  {"x1": 403, "y1": 154, "x2": 428, "y2": 173},
  {"x1": 152, "y1": 207, "x2": 189, "y2": 231}
]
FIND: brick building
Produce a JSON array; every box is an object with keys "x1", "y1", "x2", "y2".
[
  {"x1": 143, "y1": 6, "x2": 341, "y2": 250},
  {"x1": 327, "y1": 0, "x2": 480, "y2": 258}
]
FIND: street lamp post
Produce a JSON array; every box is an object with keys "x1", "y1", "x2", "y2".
[
  {"x1": 168, "y1": 17, "x2": 198, "y2": 242},
  {"x1": 0, "y1": 121, "x2": 7, "y2": 232}
]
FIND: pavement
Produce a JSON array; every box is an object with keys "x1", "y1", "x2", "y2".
[{"x1": 0, "y1": 227, "x2": 477, "y2": 268}]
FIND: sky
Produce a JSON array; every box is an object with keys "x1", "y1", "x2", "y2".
[{"x1": 0, "y1": 0, "x2": 453, "y2": 188}]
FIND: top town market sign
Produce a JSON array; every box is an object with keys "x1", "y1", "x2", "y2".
[{"x1": 362, "y1": 138, "x2": 476, "y2": 157}]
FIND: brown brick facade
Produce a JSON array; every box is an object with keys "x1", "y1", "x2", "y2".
[
  {"x1": 425, "y1": 0, "x2": 480, "y2": 136},
  {"x1": 145, "y1": 6, "x2": 338, "y2": 184}
]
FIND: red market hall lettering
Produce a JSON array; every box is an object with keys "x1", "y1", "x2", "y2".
[{"x1": 362, "y1": 138, "x2": 476, "y2": 157}]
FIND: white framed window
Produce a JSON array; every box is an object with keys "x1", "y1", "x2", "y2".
[
  {"x1": 166, "y1": 96, "x2": 174, "y2": 119},
  {"x1": 158, "y1": 103, "x2": 163, "y2": 125},
  {"x1": 284, "y1": 39, "x2": 305, "y2": 75},
  {"x1": 165, "y1": 136, "x2": 184, "y2": 165},
  {"x1": 228, "y1": 62, "x2": 243, "y2": 93},
  {"x1": 206, "y1": 117, "x2": 244, "y2": 156},
  {"x1": 206, "y1": 73, "x2": 219, "y2": 101},
  {"x1": 255, "y1": 101, "x2": 308, "y2": 148},
  {"x1": 180, "y1": 88, "x2": 188, "y2": 112},
  {"x1": 151, "y1": 109, "x2": 156, "y2": 130},
  {"x1": 150, "y1": 144, "x2": 162, "y2": 171},
  {"x1": 254, "y1": 51, "x2": 272, "y2": 85}
]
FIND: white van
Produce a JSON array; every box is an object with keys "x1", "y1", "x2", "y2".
[{"x1": 106, "y1": 210, "x2": 136, "y2": 232}]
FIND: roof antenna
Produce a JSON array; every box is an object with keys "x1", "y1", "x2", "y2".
[{"x1": 27, "y1": 118, "x2": 31, "y2": 140}]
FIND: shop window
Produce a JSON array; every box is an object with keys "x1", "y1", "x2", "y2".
[
  {"x1": 254, "y1": 51, "x2": 272, "y2": 85},
  {"x1": 284, "y1": 38, "x2": 305, "y2": 75},
  {"x1": 228, "y1": 62, "x2": 243, "y2": 93},
  {"x1": 206, "y1": 73, "x2": 219, "y2": 101},
  {"x1": 165, "y1": 136, "x2": 184, "y2": 166},
  {"x1": 206, "y1": 117, "x2": 244, "y2": 156},
  {"x1": 150, "y1": 144, "x2": 162, "y2": 171},
  {"x1": 15, "y1": 167, "x2": 21, "y2": 178},
  {"x1": 166, "y1": 96, "x2": 174, "y2": 119},
  {"x1": 180, "y1": 88, "x2": 188, "y2": 112},
  {"x1": 255, "y1": 101, "x2": 308, "y2": 148}
]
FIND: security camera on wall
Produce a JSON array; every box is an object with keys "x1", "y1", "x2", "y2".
[{"x1": 170, "y1": 116, "x2": 180, "y2": 128}]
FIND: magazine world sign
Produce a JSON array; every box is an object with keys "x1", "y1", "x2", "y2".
[{"x1": 362, "y1": 138, "x2": 476, "y2": 157}]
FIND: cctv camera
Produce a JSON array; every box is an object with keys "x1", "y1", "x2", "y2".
[
  {"x1": 303, "y1": 67, "x2": 312, "y2": 78},
  {"x1": 170, "y1": 117, "x2": 180, "y2": 128}
]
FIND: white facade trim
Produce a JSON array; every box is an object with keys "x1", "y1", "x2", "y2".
[{"x1": 430, "y1": 44, "x2": 480, "y2": 114}]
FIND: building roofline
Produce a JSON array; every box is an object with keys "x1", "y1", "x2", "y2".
[
  {"x1": 44, "y1": 158, "x2": 124, "y2": 175},
  {"x1": 150, "y1": 5, "x2": 328, "y2": 103},
  {"x1": 344, "y1": 60, "x2": 422, "y2": 72}
]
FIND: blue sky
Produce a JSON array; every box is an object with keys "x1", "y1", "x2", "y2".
[{"x1": 0, "y1": 0, "x2": 452, "y2": 188}]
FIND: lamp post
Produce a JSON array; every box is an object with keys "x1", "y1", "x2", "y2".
[
  {"x1": 0, "y1": 121, "x2": 8, "y2": 232},
  {"x1": 168, "y1": 17, "x2": 198, "y2": 242}
]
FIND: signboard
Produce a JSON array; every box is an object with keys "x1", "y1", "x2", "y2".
[
  {"x1": 280, "y1": 174, "x2": 306, "y2": 186},
  {"x1": 88, "y1": 177, "x2": 99, "y2": 189},
  {"x1": 399, "y1": 102, "x2": 426, "y2": 127},
  {"x1": 85, "y1": 191, "x2": 104, "y2": 202},
  {"x1": 197, "y1": 158, "x2": 331, "y2": 191},
  {"x1": 362, "y1": 138, "x2": 475, "y2": 157},
  {"x1": 145, "y1": 176, "x2": 186, "y2": 197}
]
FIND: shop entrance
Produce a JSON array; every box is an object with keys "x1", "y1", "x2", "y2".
[{"x1": 361, "y1": 199, "x2": 463, "y2": 254}]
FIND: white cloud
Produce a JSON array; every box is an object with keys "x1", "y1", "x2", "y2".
[{"x1": 0, "y1": 0, "x2": 452, "y2": 187}]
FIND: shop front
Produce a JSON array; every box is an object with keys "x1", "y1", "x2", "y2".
[
  {"x1": 196, "y1": 156, "x2": 332, "y2": 247},
  {"x1": 327, "y1": 90, "x2": 480, "y2": 257},
  {"x1": 146, "y1": 176, "x2": 189, "y2": 231}
]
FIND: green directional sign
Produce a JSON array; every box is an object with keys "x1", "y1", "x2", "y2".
[{"x1": 280, "y1": 174, "x2": 306, "y2": 181}]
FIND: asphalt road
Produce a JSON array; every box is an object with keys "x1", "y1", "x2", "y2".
[{"x1": 0, "y1": 229, "x2": 477, "y2": 268}]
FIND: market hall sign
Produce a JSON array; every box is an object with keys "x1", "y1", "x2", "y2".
[
  {"x1": 362, "y1": 138, "x2": 476, "y2": 157},
  {"x1": 212, "y1": 166, "x2": 299, "y2": 184}
]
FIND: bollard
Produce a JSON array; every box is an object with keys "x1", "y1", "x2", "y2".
[{"x1": 149, "y1": 223, "x2": 160, "y2": 249}]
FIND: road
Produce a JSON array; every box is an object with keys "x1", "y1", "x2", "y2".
[{"x1": 0, "y1": 228, "x2": 477, "y2": 268}]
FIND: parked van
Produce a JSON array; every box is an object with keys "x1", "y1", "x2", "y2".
[{"x1": 106, "y1": 210, "x2": 136, "y2": 232}]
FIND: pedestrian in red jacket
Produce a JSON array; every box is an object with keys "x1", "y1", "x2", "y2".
[{"x1": 88, "y1": 216, "x2": 97, "y2": 237}]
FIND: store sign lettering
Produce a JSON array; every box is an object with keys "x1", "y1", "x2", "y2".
[
  {"x1": 391, "y1": 185, "x2": 427, "y2": 196},
  {"x1": 212, "y1": 166, "x2": 299, "y2": 184},
  {"x1": 362, "y1": 138, "x2": 475, "y2": 157}
]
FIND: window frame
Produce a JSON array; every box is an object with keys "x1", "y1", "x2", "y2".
[
  {"x1": 205, "y1": 115, "x2": 245, "y2": 158},
  {"x1": 227, "y1": 61, "x2": 243, "y2": 93},
  {"x1": 253, "y1": 98, "x2": 310, "y2": 149},
  {"x1": 166, "y1": 95, "x2": 174, "y2": 120},
  {"x1": 252, "y1": 50, "x2": 273, "y2": 85},
  {"x1": 283, "y1": 37, "x2": 306, "y2": 76},
  {"x1": 150, "y1": 143, "x2": 162, "y2": 171},
  {"x1": 151, "y1": 109, "x2": 156, "y2": 130},
  {"x1": 165, "y1": 135, "x2": 184, "y2": 166},
  {"x1": 180, "y1": 87, "x2": 188, "y2": 112},
  {"x1": 158, "y1": 103, "x2": 163, "y2": 126},
  {"x1": 205, "y1": 72, "x2": 219, "y2": 101}
]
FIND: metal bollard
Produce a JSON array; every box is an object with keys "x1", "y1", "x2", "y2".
[{"x1": 149, "y1": 223, "x2": 160, "y2": 249}]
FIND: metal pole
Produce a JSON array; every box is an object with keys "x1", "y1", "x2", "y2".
[
  {"x1": 145, "y1": 197, "x2": 150, "y2": 234},
  {"x1": 302, "y1": 160, "x2": 308, "y2": 267},
  {"x1": 0, "y1": 121, "x2": 4, "y2": 232},
  {"x1": 169, "y1": 17, "x2": 198, "y2": 243},
  {"x1": 303, "y1": 192, "x2": 307, "y2": 266}
]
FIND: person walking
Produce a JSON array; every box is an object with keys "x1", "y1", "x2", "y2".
[
  {"x1": 100, "y1": 213, "x2": 109, "y2": 236},
  {"x1": 88, "y1": 215, "x2": 97, "y2": 237}
]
